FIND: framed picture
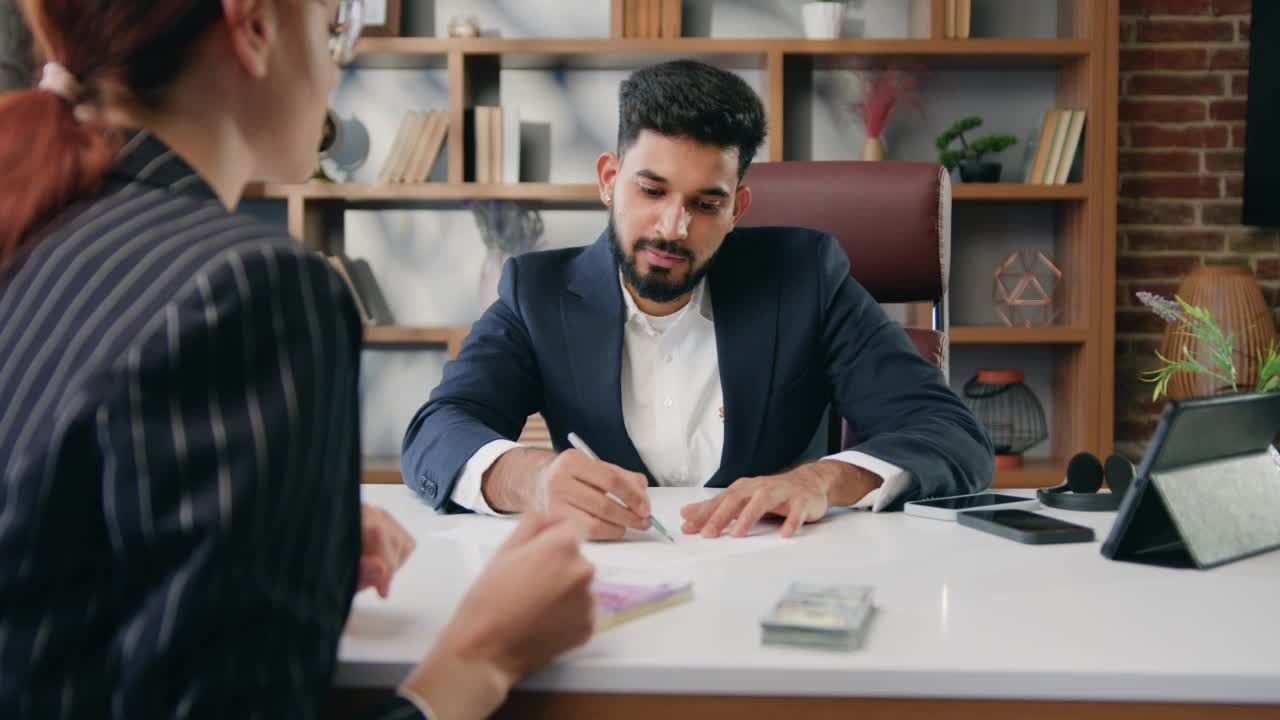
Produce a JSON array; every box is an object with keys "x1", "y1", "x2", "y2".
[{"x1": 359, "y1": 0, "x2": 401, "y2": 37}]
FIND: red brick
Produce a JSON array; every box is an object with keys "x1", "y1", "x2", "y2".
[
  {"x1": 1120, "y1": 0, "x2": 1211, "y2": 15},
  {"x1": 1229, "y1": 230, "x2": 1280, "y2": 253},
  {"x1": 1117, "y1": 254, "x2": 1203, "y2": 279},
  {"x1": 1224, "y1": 175, "x2": 1243, "y2": 197},
  {"x1": 1209, "y1": 99, "x2": 1247, "y2": 122},
  {"x1": 1121, "y1": 48, "x2": 1209, "y2": 71},
  {"x1": 1126, "y1": 230, "x2": 1225, "y2": 252},
  {"x1": 1118, "y1": 201, "x2": 1198, "y2": 225},
  {"x1": 1239, "y1": 19, "x2": 1250, "y2": 41},
  {"x1": 1121, "y1": 175, "x2": 1222, "y2": 198},
  {"x1": 1121, "y1": 100, "x2": 1207, "y2": 123},
  {"x1": 1126, "y1": 73, "x2": 1224, "y2": 96},
  {"x1": 1204, "y1": 150, "x2": 1244, "y2": 172},
  {"x1": 1210, "y1": 48, "x2": 1250, "y2": 70},
  {"x1": 1118, "y1": 309, "x2": 1176, "y2": 334},
  {"x1": 1119, "y1": 150, "x2": 1201, "y2": 173},
  {"x1": 1129, "y1": 124, "x2": 1229, "y2": 148},
  {"x1": 1231, "y1": 73, "x2": 1248, "y2": 96},
  {"x1": 1202, "y1": 201, "x2": 1242, "y2": 225},
  {"x1": 1213, "y1": 0, "x2": 1253, "y2": 15},
  {"x1": 1257, "y1": 259, "x2": 1280, "y2": 281},
  {"x1": 1134, "y1": 19, "x2": 1235, "y2": 42},
  {"x1": 1121, "y1": 20, "x2": 1136, "y2": 42},
  {"x1": 1231, "y1": 124, "x2": 1246, "y2": 148}
]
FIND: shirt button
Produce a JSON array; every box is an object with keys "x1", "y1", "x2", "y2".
[{"x1": 663, "y1": 397, "x2": 673, "y2": 408}]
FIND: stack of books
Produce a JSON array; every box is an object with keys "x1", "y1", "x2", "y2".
[
  {"x1": 378, "y1": 110, "x2": 448, "y2": 184},
  {"x1": 611, "y1": 0, "x2": 681, "y2": 39},
  {"x1": 760, "y1": 583, "x2": 876, "y2": 651},
  {"x1": 1025, "y1": 108, "x2": 1088, "y2": 185},
  {"x1": 469, "y1": 106, "x2": 521, "y2": 184},
  {"x1": 910, "y1": 0, "x2": 971, "y2": 39}
]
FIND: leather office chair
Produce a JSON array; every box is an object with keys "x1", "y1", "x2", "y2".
[{"x1": 738, "y1": 160, "x2": 952, "y2": 453}]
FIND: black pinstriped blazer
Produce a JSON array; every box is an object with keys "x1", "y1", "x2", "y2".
[{"x1": 0, "y1": 133, "x2": 423, "y2": 719}]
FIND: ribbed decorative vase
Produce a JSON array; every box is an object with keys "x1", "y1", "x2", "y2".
[
  {"x1": 861, "y1": 137, "x2": 886, "y2": 161},
  {"x1": 1159, "y1": 264, "x2": 1277, "y2": 399}
]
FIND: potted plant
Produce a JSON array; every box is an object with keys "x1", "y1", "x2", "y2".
[
  {"x1": 849, "y1": 68, "x2": 925, "y2": 161},
  {"x1": 802, "y1": 0, "x2": 847, "y2": 40},
  {"x1": 936, "y1": 116, "x2": 1018, "y2": 183}
]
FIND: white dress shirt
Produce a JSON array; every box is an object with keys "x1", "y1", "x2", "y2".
[{"x1": 450, "y1": 276, "x2": 911, "y2": 515}]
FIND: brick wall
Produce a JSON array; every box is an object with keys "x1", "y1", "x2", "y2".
[{"x1": 1115, "y1": 0, "x2": 1274, "y2": 458}]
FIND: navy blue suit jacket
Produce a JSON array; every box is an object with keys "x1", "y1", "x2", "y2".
[{"x1": 402, "y1": 227, "x2": 993, "y2": 510}]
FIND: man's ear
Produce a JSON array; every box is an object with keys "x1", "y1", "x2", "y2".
[
  {"x1": 221, "y1": 0, "x2": 274, "y2": 80},
  {"x1": 596, "y1": 151, "x2": 620, "y2": 206},
  {"x1": 731, "y1": 184, "x2": 752, "y2": 225}
]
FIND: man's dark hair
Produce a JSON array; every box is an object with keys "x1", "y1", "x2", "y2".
[{"x1": 617, "y1": 59, "x2": 767, "y2": 180}]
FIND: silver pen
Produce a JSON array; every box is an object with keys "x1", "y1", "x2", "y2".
[{"x1": 566, "y1": 432, "x2": 675, "y2": 543}]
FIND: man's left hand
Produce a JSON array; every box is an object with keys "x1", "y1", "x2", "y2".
[
  {"x1": 679, "y1": 461, "x2": 883, "y2": 539},
  {"x1": 359, "y1": 504, "x2": 417, "y2": 597}
]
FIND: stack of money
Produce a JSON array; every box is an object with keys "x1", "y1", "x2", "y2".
[{"x1": 760, "y1": 583, "x2": 876, "y2": 651}]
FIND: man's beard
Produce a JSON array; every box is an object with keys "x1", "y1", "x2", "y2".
[{"x1": 608, "y1": 215, "x2": 714, "y2": 303}]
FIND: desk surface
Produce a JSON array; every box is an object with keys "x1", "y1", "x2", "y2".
[{"x1": 341, "y1": 485, "x2": 1280, "y2": 705}]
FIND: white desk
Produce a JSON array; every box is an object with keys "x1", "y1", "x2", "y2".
[{"x1": 336, "y1": 485, "x2": 1280, "y2": 719}]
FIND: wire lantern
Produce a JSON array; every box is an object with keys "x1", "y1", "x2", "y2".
[{"x1": 962, "y1": 370, "x2": 1048, "y2": 470}]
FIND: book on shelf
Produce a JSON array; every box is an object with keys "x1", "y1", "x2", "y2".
[
  {"x1": 1026, "y1": 108, "x2": 1086, "y2": 185},
  {"x1": 909, "y1": 0, "x2": 933, "y2": 38},
  {"x1": 388, "y1": 111, "x2": 427, "y2": 184},
  {"x1": 325, "y1": 255, "x2": 371, "y2": 324},
  {"x1": 376, "y1": 111, "x2": 413, "y2": 184},
  {"x1": 489, "y1": 105, "x2": 503, "y2": 186},
  {"x1": 326, "y1": 254, "x2": 394, "y2": 326},
  {"x1": 346, "y1": 257, "x2": 395, "y2": 325},
  {"x1": 944, "y1": 0, "x2": 956, "y2": 38},
  {"x1": 474, "y1": 107, "x2": 492, "y2": 183},
  {"x1": 502, "y1": 106, "x2": 521, "y2": 184},
  {"x1": 1053, "y1": 109, "x2": 1087, "y2": 185},
  {"x1": 661, "y1": 0, "x2": 682, "y2": 38},
  {"x1": 956, "y1": 0, "x2": 971, "y2": 39}
]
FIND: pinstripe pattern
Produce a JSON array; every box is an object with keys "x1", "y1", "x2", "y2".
[{"x1": 0, "y1": 133, "x2": 424, "y2": 719}]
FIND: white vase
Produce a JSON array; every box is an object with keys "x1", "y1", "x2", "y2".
[{"x1": 802, "y1": 2, "x2": 847, "y2": 40}]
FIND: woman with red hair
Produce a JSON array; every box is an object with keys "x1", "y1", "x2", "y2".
[{"x1": 0, "y1": 2, "x2": 594, "y2": 718}]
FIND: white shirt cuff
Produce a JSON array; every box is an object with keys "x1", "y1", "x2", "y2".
[
  {"x1": 822, "y1": 450, "x2": 912, "y2": 512},
  {"x1": 450, "y1": 439, "x2": 524, "y2": 516}
]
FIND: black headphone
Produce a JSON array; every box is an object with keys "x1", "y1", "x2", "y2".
[{"x1": 1036, "y1": 452, "x2": 1136, "y2": 511}]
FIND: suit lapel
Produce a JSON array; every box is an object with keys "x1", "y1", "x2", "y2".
[
  {"x1": 707, "y1": 233, "x2": 779, "y2": 487},
  {"x1": 562, "y1": 231, "x2": 652, "y2": 481}
]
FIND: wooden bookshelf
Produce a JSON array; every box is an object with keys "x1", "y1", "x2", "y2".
[
  {"x1": 279, "y1": 3, "x2": 1116, "y2": 487},
  {"x1": 950, "y1": 326, "x2": 1090, "y2": 345},
  {"x1": 250, "y1": 182, "x2": 1086, "y2": 204}
]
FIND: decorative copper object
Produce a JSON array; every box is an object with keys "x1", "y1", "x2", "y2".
[
  {"x1": 993, "y1": 249, "x2": 1062, "y2": 327},
  {"x1": 1159, "y1": 264, "x2": 1277, "y2": 399},
  {"x1": 962, "y1": 369, "x2": 1048, "y2": 471}
]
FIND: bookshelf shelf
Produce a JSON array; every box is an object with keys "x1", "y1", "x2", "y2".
[
  {"x1": 349, "y1": 37, "x2": 1090, "y2": 71},
  {"x1": 950, "y1": 326, "x2": 1090, "y2": 345},
  {"x1": 363, "y1": 325, "x2": 469, "y2": 355}
]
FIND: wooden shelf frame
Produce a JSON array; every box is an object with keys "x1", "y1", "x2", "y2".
[{"x1": 277, "y1": 2, "x2": 1116, "y2": 487}]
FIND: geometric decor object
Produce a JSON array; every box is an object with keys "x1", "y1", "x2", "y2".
[
  {"x1": 1158, "y1": 264, "x2": 1278, "y2": 400},
  {"x1": 962, "y1": 369, "x2": 1049, "y2": 470},
  {"x1": 992, "y1": 249, "x2": 1063, "y2": 327}
]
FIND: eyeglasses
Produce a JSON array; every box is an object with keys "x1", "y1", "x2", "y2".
[{"x1": 329, "y1": 0, "x2": 365, "y2": 65}]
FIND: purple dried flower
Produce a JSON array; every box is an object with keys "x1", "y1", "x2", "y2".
[{"x1": 1136, "y1": 291, "x2": 1183, "y2": 323}]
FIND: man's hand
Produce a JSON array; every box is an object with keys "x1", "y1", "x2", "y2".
[
  {"x1": 358, "y1": 504, "x2": 417, "y2": 597},
  {"x1": 484, "y1": 447, "x2": 652, "y2": 541},
  {"x1": 680, "y1": 461, "x2": 883, "y2": 538}
]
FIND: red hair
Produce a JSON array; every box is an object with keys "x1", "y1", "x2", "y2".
[{"x1": 0, "y1": 0, "x2": 224, "y2": 272}]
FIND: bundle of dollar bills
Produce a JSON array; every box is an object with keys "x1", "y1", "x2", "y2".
[{"x1": 760, "y1": 583, "x2": 876, "y2": 651}]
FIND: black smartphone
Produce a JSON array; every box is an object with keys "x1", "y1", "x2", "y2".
[{"x1": 957, "y1": 509, "x2": 1095, "y2": 545}]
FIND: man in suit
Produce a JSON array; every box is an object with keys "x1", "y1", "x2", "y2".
[{"x1": 402, "y1": 60, "x2": 993, "y2": 540}]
